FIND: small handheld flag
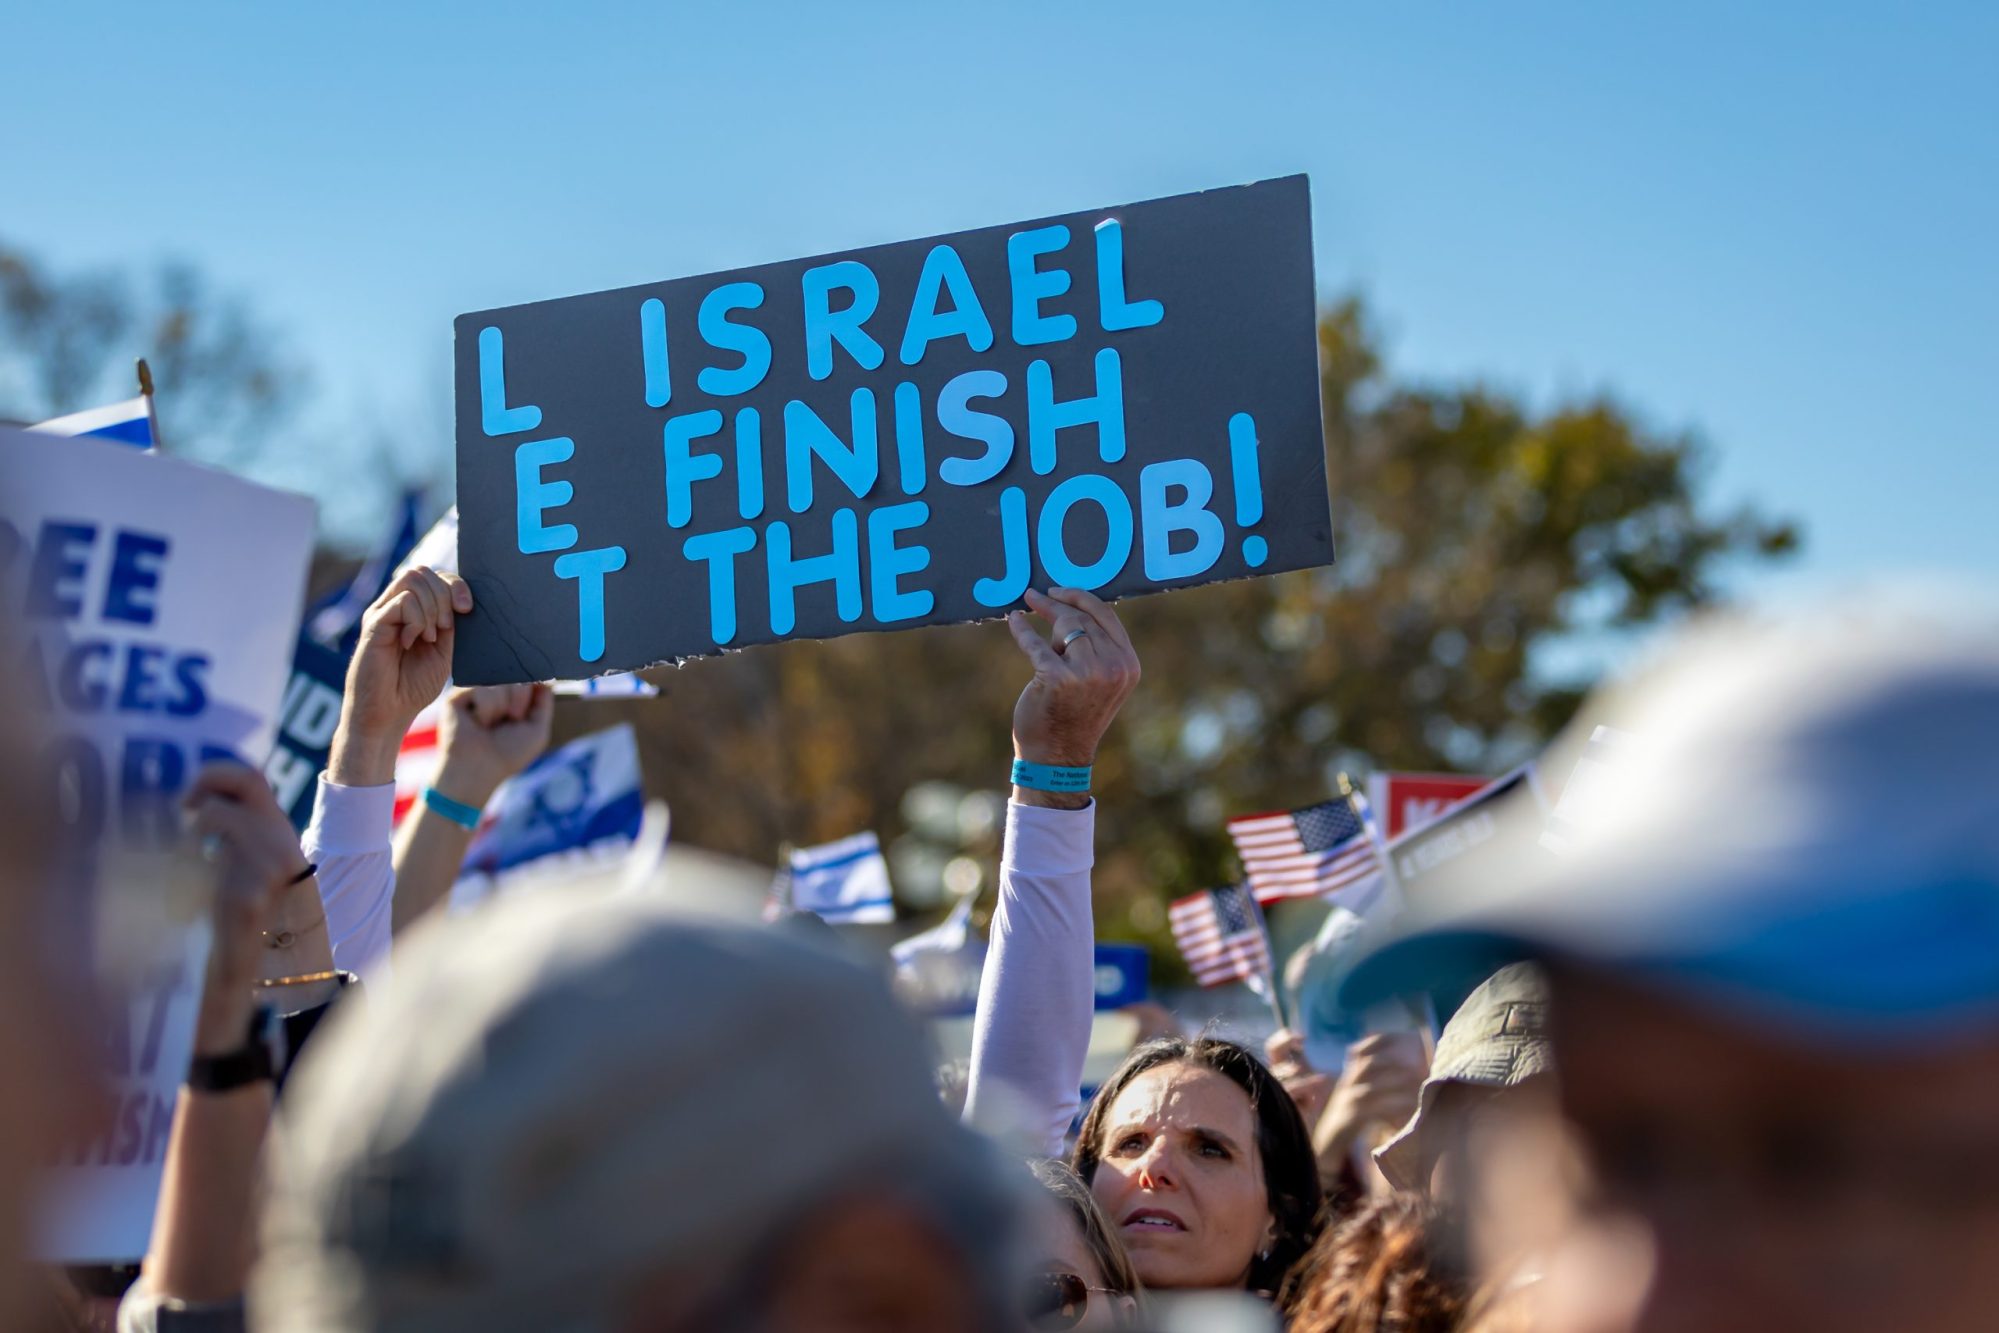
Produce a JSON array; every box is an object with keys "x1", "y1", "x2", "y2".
[
  {"x1": 1168, "y1": 884, "x2": 1273, "y2": 988},
  {"x1": 1541, "y1": 727, "x2": 1635, "y2": 855},
  {"x1": 458, "y1": 723, "x2": 646, "y2": 884},
  {"x1": 1227, "y1": 794, "x2": 1382, "y2": 906},
  {"x1": 783, "y1": 832, "x2": 896, "y2": 925},
  {"x1": 30, "y1": 395, "x2": 156, "y2": 450}
]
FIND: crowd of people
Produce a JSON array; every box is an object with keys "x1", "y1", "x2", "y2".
[{"x1": 2, "y1": 558, "x2": 1995, "y2": 1332}]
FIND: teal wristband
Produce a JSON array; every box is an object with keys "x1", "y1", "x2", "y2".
[
  {"x1": 1010, "y1": 760, "x2": 1092, "y2": 793},
  {"x1": 423, "y1": 786, "x2": 483, "y2": 830}
]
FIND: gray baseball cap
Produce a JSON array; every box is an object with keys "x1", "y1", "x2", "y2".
[
  {"x1": 252, "y1": 890, "x2": 1022, "y2": 1332},
  {"x1": 1342, "y1": 594, "x2": 1999, "y2": 1043},
  {"x1": 1372, "y1": 963, "x2": 1552, "y2": 1191}
]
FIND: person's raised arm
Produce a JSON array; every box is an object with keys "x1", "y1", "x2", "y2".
[
  {"x1": 123, "y1": 762, "x2": 322, "y2": 1326},
  {"x1": 390, "y1": 683, "x2": 553, "y2": 934},
  {"x1": 305, "y1": 565, "x2": 467, "y2": 978},
  {"x1": 963, "y1": 587, "x2": 1139, "y2": 1157}
]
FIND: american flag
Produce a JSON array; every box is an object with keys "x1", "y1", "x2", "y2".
[
  {"x1": 1168, "y1": 885, "x2": 1272, "y2": 988},
  {"x1": 1227, "y1": 794, "x2": 1381, "y2": 905}
]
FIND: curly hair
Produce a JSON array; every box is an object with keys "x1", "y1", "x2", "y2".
[{"x1": 1281, "y1": 1193, "x2": 1471, "y2": 1333}]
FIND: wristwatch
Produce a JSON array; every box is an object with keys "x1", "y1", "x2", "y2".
[{"x1": 186, "y1": 1005, "x2": 282, "y2": 1093}]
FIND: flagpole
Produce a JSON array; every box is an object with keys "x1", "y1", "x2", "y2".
[
  {"x1": 1339, "y1": 772, "x2": 1441, "y2": 1037},
  {"x1": 135, "y1": 358, "x2": 164, "y2": 453},
  {"x1": 1244, "y1": 889, "x2": 1290, "y2": 1032}
]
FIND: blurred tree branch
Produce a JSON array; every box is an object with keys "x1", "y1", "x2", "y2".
[{"x1": 0, "y1": 240, "x2": 304, "y2": 470}]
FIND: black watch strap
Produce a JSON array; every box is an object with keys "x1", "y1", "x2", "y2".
[{"x1": 187, "y1": 1006, "x2": 279, "y2": 1092}]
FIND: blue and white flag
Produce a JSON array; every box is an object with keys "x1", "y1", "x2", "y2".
[
  {"x1": 1541, "y1": 727, "x2": 1636, "y2": 856},
  {"x1": 552, "y1": 673, "x2": 657, "y2": 698},
  {"x1": 785, "y1": 831, "x2": 896, "y2": 925},
  {"x1": 457, "y1": 723, "x2": 645, "y2": 886},
  {"x1": 891, "y1": 894, "x2": 983, "y2": 1015},
  {"x1": 306, "y1": 488, "x2": 424, "y2": 651},
  {"x1": 30, "y1": 395, "x2": 157, "y2": 450}
]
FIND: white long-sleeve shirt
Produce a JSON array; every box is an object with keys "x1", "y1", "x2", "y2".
[
  {"x1": 303, "y1": 777, "x2": 397, "y2": 981},
  {"x1": 310, "y1": 781, "x2": 1099, "y2": 1160},
  {"x1": 962, "y1": 800, "x2": 1097, "y2": 1160}
]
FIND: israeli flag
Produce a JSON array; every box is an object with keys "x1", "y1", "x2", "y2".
[
  {"x1": 457, "y1": 723, "x2": 645, "y2": 888},
  {"x1": 891, "y1": 894, "x2": 983, "y2": 1015},
  {"x1": 30, "y1": 396, "x2": 156, "y2": 450},
  {"x1": 1541, "y1": 726, "x2": 1637, "y2": 855},
  {"x1": 788, "y1": 831, "x2": 896, "y2": 925}
]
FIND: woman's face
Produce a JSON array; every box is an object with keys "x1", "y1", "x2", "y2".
[
  {"x1": 1087, "y1": 1061, "x2": 1275, "y2": 1290},
  {"x1": 1037, "y1": 1202, "x2": 1134, "y2": 1330}
]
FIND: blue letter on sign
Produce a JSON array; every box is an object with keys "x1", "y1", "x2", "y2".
[
  {"x1": 767, "y1": 509, "x2": 863, "y2": 635},
  {"x1": 936, "y1": 370, "x2": 1014, "y2": 487},
  {"x1": 1037, "y1": 473, "x2": 1133, "y2": 591},
  {"x1": 784, "y1": 390, "x2": 879, "y2": 513},
  {"x1": 867, "y1": 501, "x2": 933, "y2": 624},
  {"x1": 1026, "y1": 348, "x2": 1125, "y2": 475},
  {"x1": 697, "y1": 282, "x2": 772, "y2": 396},
  {"x1": 662, "y1": 410, "x2": 725, "y2": 529},
  {"x1": 553, "y1": 545, "x2": 627, "y2": 664},
  {"x1": 901, "y1": 244, "x2": 995, "y2": 365},
  {"x1": 803, "y1": 261, "x2": 885, "y2": 380},
  {"x1": 1094, "y1": 220, "x2": 1164, "y2": 331},
  {"x1": 1007, "y1": 225, "x2": 1077, "y2": 347},
  {"x1": 515, "y1": 438, "x2": 579, "y2": 554},
  {"x1": 479, "y1": 326, "x2": 543, "y2": 437},
  {"x1": 684, "y1": 526, "x2": 757, "y2": 646},
  {"x1": 972, "y1": 487, "x2": 1030, "y2": 608},
  {"x1": 1139, "y1": 458, "x2": 1223, "y2": 581}
]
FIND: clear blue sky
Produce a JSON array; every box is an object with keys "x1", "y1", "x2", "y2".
[{"x1": 5, "y1": 1, "x2": 1993, "y2": 609}]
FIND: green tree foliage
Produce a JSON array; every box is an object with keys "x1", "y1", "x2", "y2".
[
  {"x1": 627, "y1": 297, "x2": 1797, "y2": 960},
  {"x1": 0, "y1": 240, "x2": 301, "y2": 468}
]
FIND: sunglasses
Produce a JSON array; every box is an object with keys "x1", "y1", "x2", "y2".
[{"x1": 1023, "y1": 1271, "x2": 1124, "y2": 1330}]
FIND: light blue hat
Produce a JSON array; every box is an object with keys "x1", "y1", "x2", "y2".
[{"x1": 1341, "y1": 595, "x2": 1999, "y2": 1043}]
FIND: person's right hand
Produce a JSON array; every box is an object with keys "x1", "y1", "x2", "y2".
[
  {"x1": 1313, "y1": 1030, "x2": 1430, "y2": 1164},
  {"x1": 433, "y1": 683, "x2": 555, "y2": 808},
  {"x1": 1266, "y1": 1026, "x2": 1336, "y2": 1128},
  {"x1": 328, "y1": 566, "x2": 471, "y2": 787},
  {"x1": 1004, "y1": 587, "x2": 1140, "y2": 808},
  {"x1": 183, "y1": 762, "x2": 314, "y2": 1055}
]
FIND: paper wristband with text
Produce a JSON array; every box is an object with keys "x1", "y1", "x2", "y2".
[
  {"x1": 423, "y1": 786, "x2": 484, "y2": 830},
  {"x1": 1011, "y1": 761, "x2": 1092, "y2": 794}
]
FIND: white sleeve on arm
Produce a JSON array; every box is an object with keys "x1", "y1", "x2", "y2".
[
  {"x1": 963, "y1": 799, "x2": 1096, "y2": 1159},
  {"x1": 302, "y1": 777, "x2": 397, "y2": 982}
]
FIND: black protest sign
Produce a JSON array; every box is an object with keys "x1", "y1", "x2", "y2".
[
  {"x1": 451, "y1": 175, "x2": 1329, "y2": 683},
  {"x1": 262, "y1": 632, "x2": 346, "y2": 830},
  {"x1": 1387, "y1": 766, "x2": 1548, "y2": 898}
]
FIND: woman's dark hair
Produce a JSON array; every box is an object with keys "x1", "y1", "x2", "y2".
[
  {"x1": 1070, "y1": 1035, "x2": 1323, "y2": 1295},
  {"x1": 1280, "y1": 1194, "x2": 1470, "y2": 1333}
]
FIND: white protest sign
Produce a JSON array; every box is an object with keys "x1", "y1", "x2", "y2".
[{"x1": 0, "y1": 426, "x2": 315, "y2": 1262}]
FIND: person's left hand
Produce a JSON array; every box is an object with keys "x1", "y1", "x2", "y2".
[
  {"x1": 432, "y1": 683, "x2": 555, "y2": 808},
  {"x1": 183, "y1": 762, "x2": 313, "y2": 1054},
  {"x1": 1266, "y1": 1027, "x2": 1336, "y2": 1128}
]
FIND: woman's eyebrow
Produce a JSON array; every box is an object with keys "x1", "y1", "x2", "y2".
[{"x1": 1186, "y1": 1125, "x2": 1244, "y2": 1153}]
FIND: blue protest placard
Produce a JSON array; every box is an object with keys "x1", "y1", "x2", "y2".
[
  {"x1": 452, "y1": 175, "x2": 1328, "y2": 682},
  {"x1": 1093, "y1": 943, "x2": 1151, "y2": 1011},
  {"x1": 264, "y1": 632, "x2": 348, "y2": 831}
]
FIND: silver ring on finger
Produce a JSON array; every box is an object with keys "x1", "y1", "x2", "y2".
[{"x1": 1061, "y1": 628, "x2": 1091, "y2": 648}]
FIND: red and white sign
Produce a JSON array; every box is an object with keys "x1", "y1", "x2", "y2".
[{"x1": 1369, "y1": 772, "x2": 1491, "y2": 840}]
